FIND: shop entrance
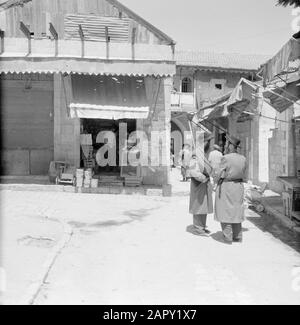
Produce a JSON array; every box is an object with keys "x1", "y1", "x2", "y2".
[{"x1": 80, "y1": 118, "x2": 137, "y2": 177}]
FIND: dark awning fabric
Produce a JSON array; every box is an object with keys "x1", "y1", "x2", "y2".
[
  {"x1": 199, "y1": 78, "x2": 258, "y2": 120},
  {"x1": 263, "y1": 81, "x2": 300, "y2": 113},
  {"x1": 70, "y1": 75, "x2": 149, "y2": 119},
  {"x1": 262, "y1": 38, "x2": 300, "y2": 83}
]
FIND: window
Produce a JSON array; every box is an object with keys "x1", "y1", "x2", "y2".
[
  {"x1": 211, "y1": 79, "x2": 226, "y2": 91},
  {"x1": 181, "y1": 77, "x2": 192, "y2": 93}
]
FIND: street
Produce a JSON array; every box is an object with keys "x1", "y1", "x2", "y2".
[{"x1": 2, "y1": 169, "x2": 300, "y2": 305}]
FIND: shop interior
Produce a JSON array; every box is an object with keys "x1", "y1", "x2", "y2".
[{"x1": 80, "y1": 118, "x2": 137, "y2": 178}]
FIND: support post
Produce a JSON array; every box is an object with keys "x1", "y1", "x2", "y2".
[
  {"x1": 131, "y1": 27, "x2": 136, "y2": 60},
  {"x1": 171, "y1": 43, "x2": 175, "y2": 61},
  {"x1": 49, "y1": 23, "x2": 58, "y2": 56},
  {"x1": 79, "y1": 24, "x2": 84, "y2": 58},
  {"x1": 0, "y1": 29, "x2": 4, "y2": 55},
  {"x1": 162, "y1": 77, "x2": 173, "y2": 196},
  {"x1": 20, "y1": 22, "x2": 31, "y2": 56},
  {"x1": 105, "y1": 26, "x2": 110, "y2": 60}
]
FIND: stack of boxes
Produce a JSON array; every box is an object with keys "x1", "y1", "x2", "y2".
[
  {"x1": 75, "y1": 168, "x2": 99, "y2": 189},
  {"x1": 83, "y1": 169, "x2": 92, "y2": 188},
  {"x1": 91, "y1": 178, "x2": 99, "y2": 188},
  {"x1": 76, "y1": 169, "x2": 84, "y2": 188}
]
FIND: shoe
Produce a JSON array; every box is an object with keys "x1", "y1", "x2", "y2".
[
  {"x1": 187, "y1": 225, "x2": 209, "y2": 237},
  {"x1": 204, "y1": 229, "x2": 211, "y2": 234},
  {"x1": 233, "y1": 239, "x2": 243, "y2": 243},
  {"x1": 222, "y1": 235, "x2": 233, "y2": 244},
  {"x1": 194, "y1": 230, "x2": 209, "y2": 237}
]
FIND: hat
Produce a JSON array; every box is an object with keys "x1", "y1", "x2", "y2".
[{"x1": 226, "y1": 135, "x2": 241, "y2": 147}]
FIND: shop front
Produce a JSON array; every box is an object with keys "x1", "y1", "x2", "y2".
[{"x1": 65, "y1": 74, "x2": 151, "y2": 185}]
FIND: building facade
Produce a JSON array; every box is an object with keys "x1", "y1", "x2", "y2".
[
  {"x1": 170, "y1": 50, "x2": 269, "y2": 164},
  {"x1": 197, "y1": 36, "x2": 300, "y2": 199},
  {"x1": 0, "y1": 0, "x2": 176, "y2": 192}
]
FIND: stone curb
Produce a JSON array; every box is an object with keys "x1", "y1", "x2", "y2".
[
  {"x1": 18, "y1": 219, "x2": 73, "y2": 305},
  {"x1": 262, "y1": 202, "x2": 300, "y2": 235},
  {"x1": 0, "y1": 184, "x2": 166, "y2": 197}
]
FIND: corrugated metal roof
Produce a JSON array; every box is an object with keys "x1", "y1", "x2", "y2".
[
  {"x1": 0, "y1": 56, "x2": 175, "y2": 76},
  {"x1": 176, "y1": 50, "x2": 270, "y2": 72}
]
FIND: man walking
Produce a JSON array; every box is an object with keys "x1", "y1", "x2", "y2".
[{"x1": 214, "y1": 135, "x2": 247, "y2": 244}]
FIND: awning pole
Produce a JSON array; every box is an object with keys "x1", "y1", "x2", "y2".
[{"x1": 188, "y1": 120, "x2": 195, "y2": 148}]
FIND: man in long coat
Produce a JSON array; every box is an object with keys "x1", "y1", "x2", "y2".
[
  {"x1": 214, "y1": 135, "x2": 247, "y2": 243},
  {"x1": 188, "y1": 133, "x2": 214, "y2": 236}
]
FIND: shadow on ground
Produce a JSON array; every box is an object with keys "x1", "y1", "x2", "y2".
[
  {"x1": 68, "y1": 207, "x2": 161, "y2": 230},
  {"x1": 247, "y1": 207, "x2": 300, "y2": 254}
]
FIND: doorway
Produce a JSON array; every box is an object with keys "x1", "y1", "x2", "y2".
[{"x1": 80, "y1": 118, "x2": 137, "y2": 177}]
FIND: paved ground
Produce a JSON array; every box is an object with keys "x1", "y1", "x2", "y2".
[
  {"x1": 2, "y1": 168, "x2": 300, "y2": 305},
  {"x1": 2, "y1": 192, "x2": 64, "y2": 305}
]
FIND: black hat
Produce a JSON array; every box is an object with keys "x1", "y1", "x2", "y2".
[
  {"x1": 226, "y1": 134, "x2": 241, "y2": 147},
  {"x1": 204, "y1": 132, "x2": 214, "y2": 142}
]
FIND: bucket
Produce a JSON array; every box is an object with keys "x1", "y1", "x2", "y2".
[{"x1": 91, "y1": 179, "x2": 99, "y2": 188}]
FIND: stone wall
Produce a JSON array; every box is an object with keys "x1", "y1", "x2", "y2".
[
  {"x1": 295, "y1": 120, "x2": 300, "y2": 177},
  {"x1": 258, "y1": 102, "x2": 277, "y2": 184},
  {"x1": 268, "y1": 107, "x2": 295, "y2": 193},
  {"x1": 140, "y1": 77, "x2": 172, "y2": 187},
  {"x1": 174, "y1": 67, "x2": 249, "y2": 107}
]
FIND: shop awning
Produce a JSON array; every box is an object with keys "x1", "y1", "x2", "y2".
[
  {"x1": 199, "y1": 93, "x2": 231, "y2": 120},
  {"x1": 198, "y1": 78, "x2": 258, "y2": 120},
  {"x1": 263, "y1": 81, "x2": 300, "y2": 113},
  {"x1": 261, "y1": 38, "x2": 300, "y2": 83},
  {"x1": 69, "y1": 75, "x2": 150, "y2": 120}
]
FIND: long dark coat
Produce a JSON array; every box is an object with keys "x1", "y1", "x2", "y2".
[
  {"x1": 188, "y1": 155, "x2": 213, "y2": 215},
  {"x1": 189, "y1": 178, "x2": 213, "y2": 215},
  {"x1": 214, "y1": 153, "x2": 247, "y2": 223}
]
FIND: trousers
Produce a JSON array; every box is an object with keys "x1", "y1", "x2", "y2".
[
  {"x1": 193, "y1": 214, "x2": 207, "y2": 231},
  {"x1": 221, "y1": 223, "x2": 242, "y2": 242}
]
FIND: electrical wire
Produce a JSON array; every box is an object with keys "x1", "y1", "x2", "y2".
[
  {"x1": 195, "y1": 117, "x2": 228, "y2": 134},
  {"x1": 231, "y1": 105, "x2": 299, "y2": 125}
]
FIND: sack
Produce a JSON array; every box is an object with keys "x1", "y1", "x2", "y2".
[{"x1": 188, "y1": 157, "x2": 207, "y2": 183}]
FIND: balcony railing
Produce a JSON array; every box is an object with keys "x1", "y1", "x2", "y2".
[{"x1": 171, "y1": 91, "x2": 196, "y2": 112}]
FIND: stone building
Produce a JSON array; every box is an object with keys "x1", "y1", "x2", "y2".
[
  {"x1": 170, "y1": 50, "x2": 269, "y2": 164},
  {"x1": 0, "y1": 0, "x2": 176, "y2": 193},
  {"x1": 196, "y1": 36, "x2": 300, "y2": 198}
]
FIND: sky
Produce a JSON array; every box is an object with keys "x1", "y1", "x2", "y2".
[{"x1": 121, "y1": 0, "x2": 295, "y2": 55}]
